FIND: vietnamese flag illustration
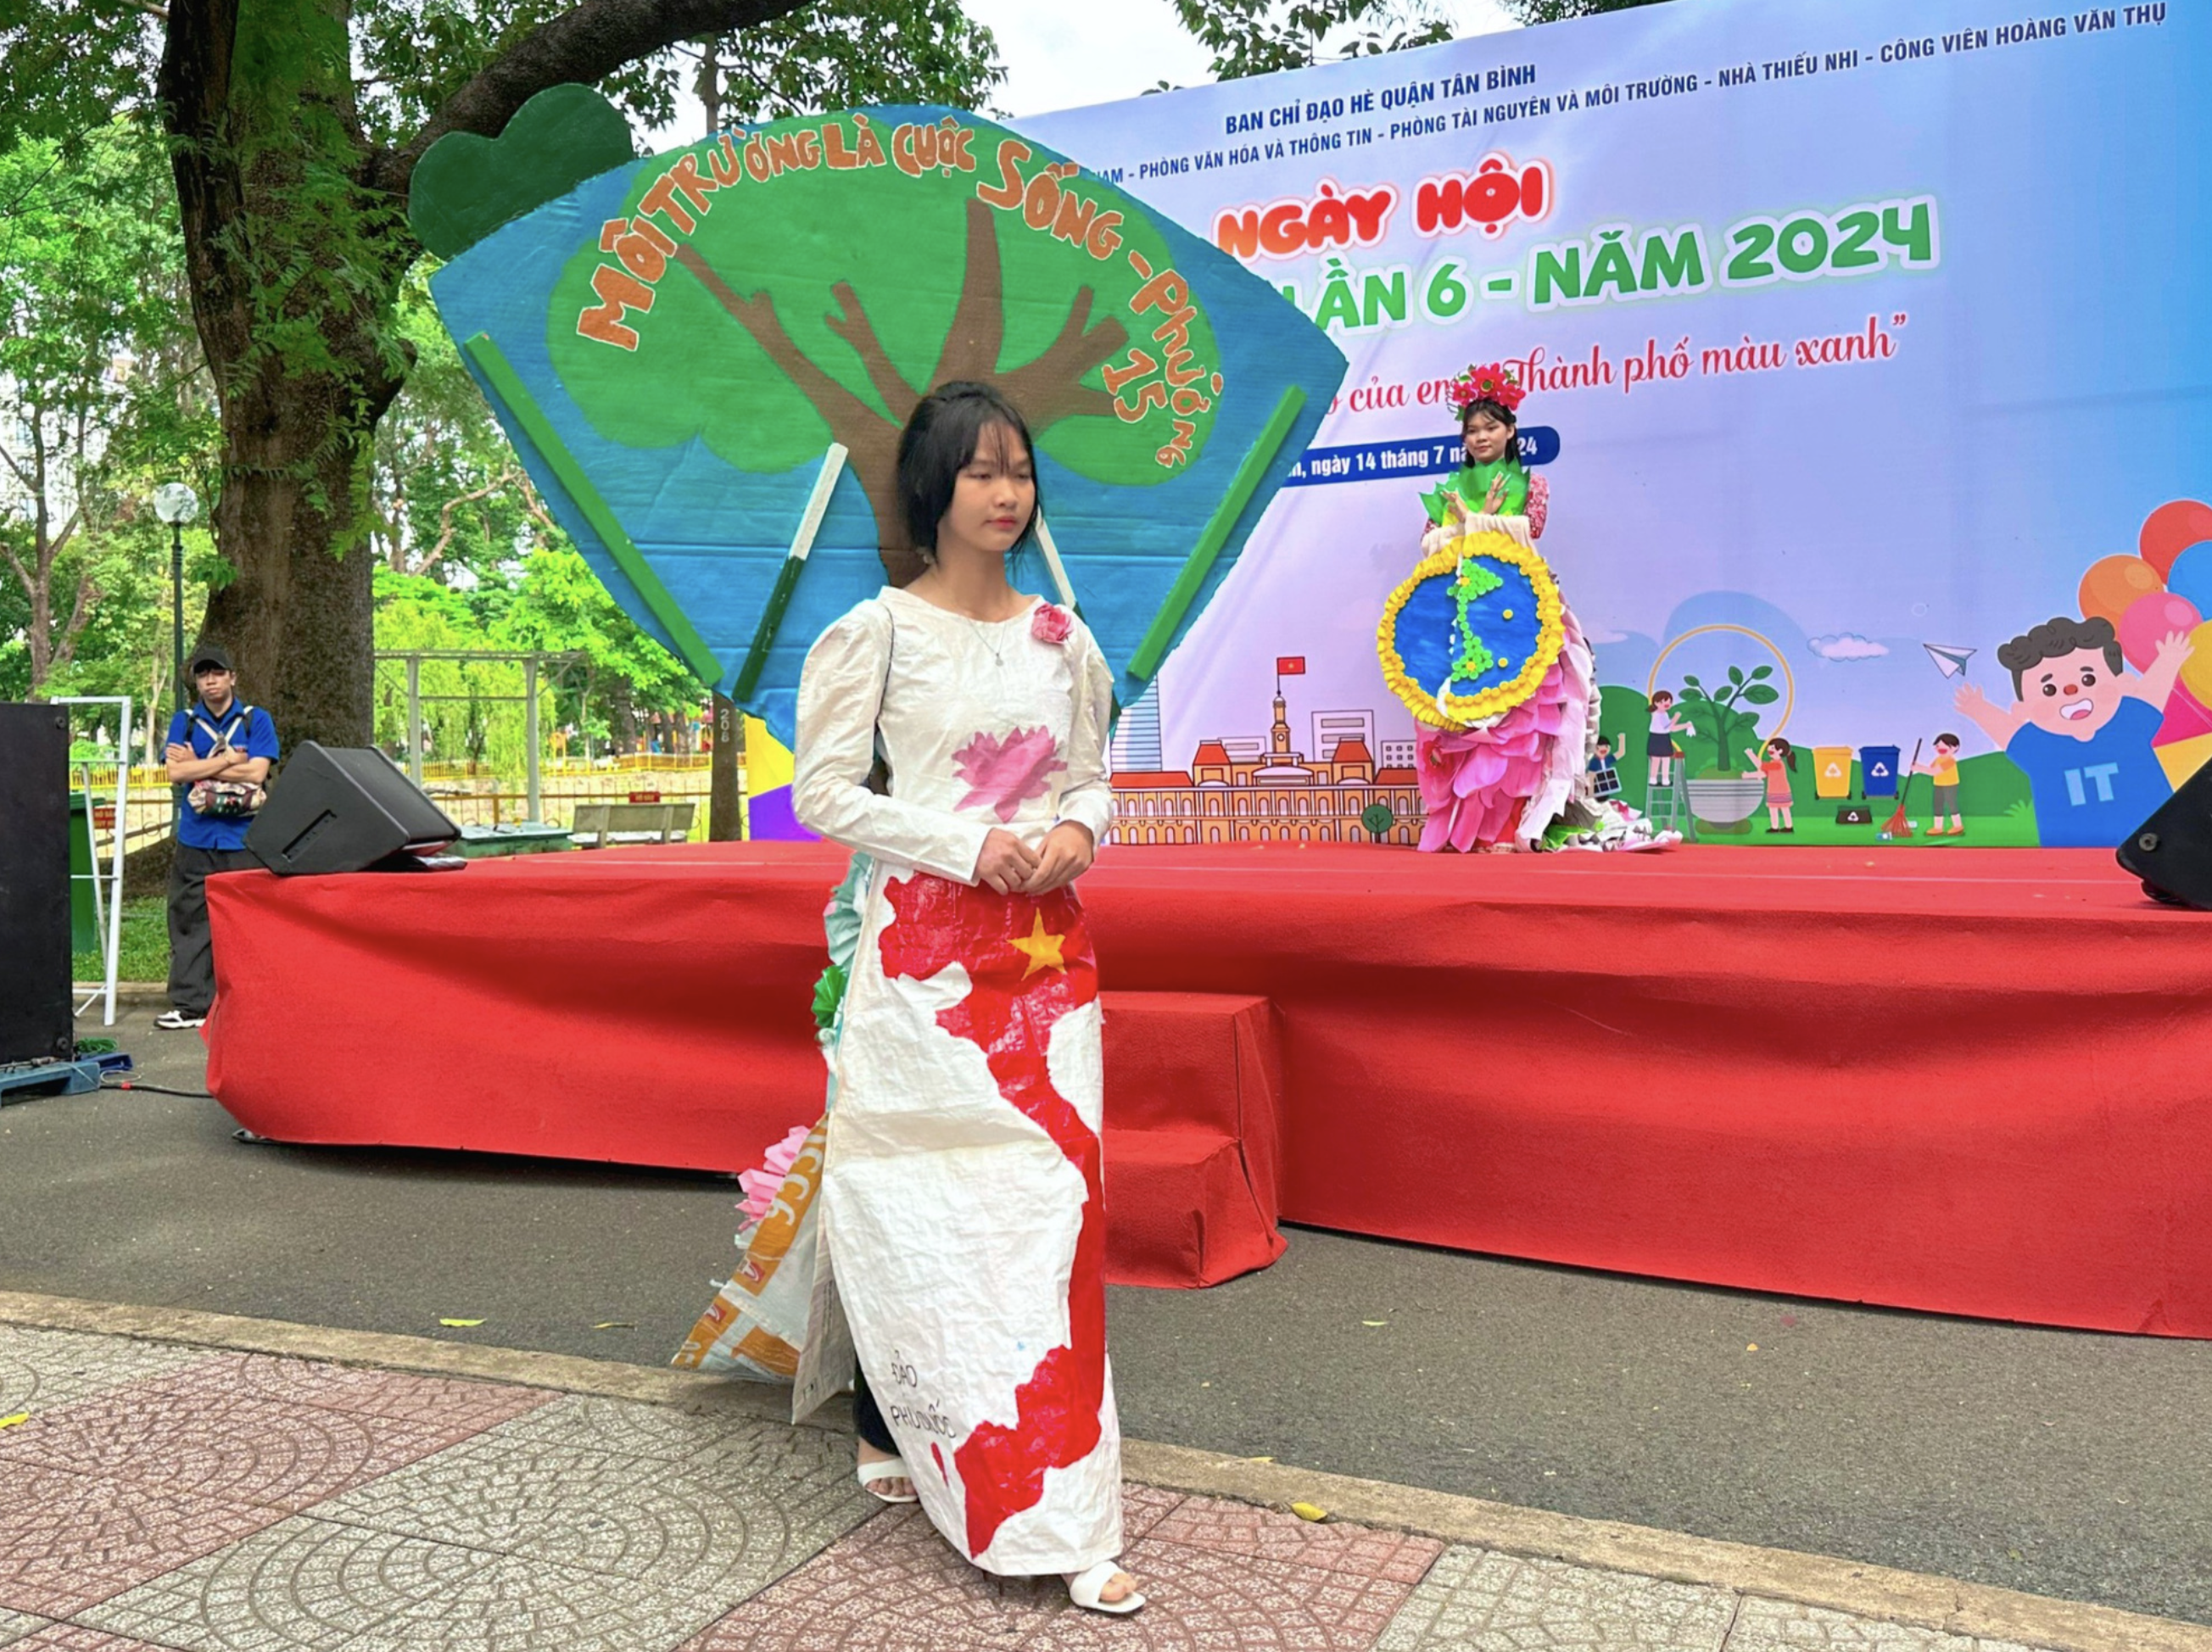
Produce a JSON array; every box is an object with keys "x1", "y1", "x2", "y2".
[{"x1": 1276, "y1": 656, "x2": 1306, "y2": 676}]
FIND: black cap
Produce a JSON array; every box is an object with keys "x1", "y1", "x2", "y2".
[{"x1": 188, "y1": 643, "x2": 233, "y2": 674}]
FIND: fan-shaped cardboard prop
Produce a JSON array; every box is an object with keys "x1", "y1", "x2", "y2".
[{"x1": 416, "y1": 87, "x2": 1348, "y2": 742}]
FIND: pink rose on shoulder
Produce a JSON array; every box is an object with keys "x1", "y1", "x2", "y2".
[{"x1": 1031, "y1": 602, "x2": 1073, "y2": 645}]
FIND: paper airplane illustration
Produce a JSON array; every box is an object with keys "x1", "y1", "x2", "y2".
[{"x1": 1923, "y1": 643, "x2": 1977, "y2": 678}]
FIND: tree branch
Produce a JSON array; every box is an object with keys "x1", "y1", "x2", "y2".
[
  {"x1": 673, "y1": 245, "x2": 891, "y2": 445},
  {"x1": 996, "y1": 289, "x2": 1126, "y2": 433},
  {"x1": 44, "y1": 507, "x2": 82, "y2": 569},
  {"x1": 824, "y1": 283, "x2": 919, "y2": 426},
  {"x1": 0, "y1": 537, "x2": 32, "y2": 600},
  {"x1": 416, "y1": 471, "x2": 513, "y2": 576},
  {"x1": 516, "y1": 470, "x2": 561, "y2": 545},
  {"x1": 55, "y1": 572, "x2": 102, "y2": 670},
  {"x1": 371, "y1": 0, "x2": 813, "y2": 198}
]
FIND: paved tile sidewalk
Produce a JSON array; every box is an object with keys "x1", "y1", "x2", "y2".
[{"x1": 0, "y1": 1324, "x2": 2064, "y2": 1652}]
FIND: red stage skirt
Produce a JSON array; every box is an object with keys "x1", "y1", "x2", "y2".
[{"x1": 206, "y1": 842, "x2": 2212, "y2": 1337}]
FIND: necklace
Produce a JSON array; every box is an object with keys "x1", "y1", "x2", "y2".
[{"x1": 964, "y1": 614, "x2": 1011, "y2": 667}]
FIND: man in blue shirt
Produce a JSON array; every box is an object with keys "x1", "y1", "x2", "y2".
[
  {"x1": 1953, "y1": 615, "x2": 2192, "y2": 848},
  {"x1": 159, "y1": 645, "x2": 279, "y2": 1030}
]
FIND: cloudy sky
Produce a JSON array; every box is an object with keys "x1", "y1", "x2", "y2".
[{"x1": 964, "y1": 0, "x2": 1520, "y2": 118}]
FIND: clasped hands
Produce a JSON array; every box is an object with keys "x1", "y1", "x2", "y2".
[{"x1": 975, "y1": 823, "x2": 1093, "y2": 895}]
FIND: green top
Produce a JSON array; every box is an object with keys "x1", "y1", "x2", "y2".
[{"x1": 1421, "y1": 457, "x2": 1528, "y2": 526}]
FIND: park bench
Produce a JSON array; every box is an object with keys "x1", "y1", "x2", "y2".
[{"x1": 569, "y1": 800, "x2": 695, "y2": 848}]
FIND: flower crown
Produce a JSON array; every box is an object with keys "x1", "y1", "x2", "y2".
[{"x1": 1448, "y1": 361, "x2": 1527, "y2": 419}]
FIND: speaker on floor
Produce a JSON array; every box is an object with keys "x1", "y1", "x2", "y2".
[
  {"x1": 245, "y1": 742, "x2": 461, "y2": 876},
  {"x1": 0, "y1": 704, "x2": 73, "y2": 1064},
  {"x1": 2116, "y1": 760, "x2": 2212, "y2": 910}
]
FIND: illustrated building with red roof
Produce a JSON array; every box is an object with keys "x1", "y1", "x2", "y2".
[{"x1": 1109, "y1": 678, "x2": 1421, "y2": 846}]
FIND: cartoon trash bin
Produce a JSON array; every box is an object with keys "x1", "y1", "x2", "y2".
[
  {"x1": 1859, "y1": 744, "x2": 1902, "y2": 799},
  {"x1": 1813, "y1": 745, "x2": 1853, "y2": 800}
]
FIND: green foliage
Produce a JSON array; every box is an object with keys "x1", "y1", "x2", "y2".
[
  {"x1": 370, "y1": 264, "x2": 546, "y2": 584},
  {"x1": 1500, "y1": 0, "x2": 1669, "y2": 25},
  {"x1": 0, "y1": 119, "x2": 218, "y2": 712},
  {"x1": 1171, "y1": 0, "x2": 1453, "y2": 81},
  {"x1": 1360, "y1": 800, "x2": 1394, "y2": 836},
  {"x1": 1672, "y1": 663, "x2": 1778, "y2": 776},
  {"x1": 349, "y1": 0, "x2": 1002, "y2": 143},
  {"x1": 0, "y1": 3, "x2": 159, "y2": 154},
  {"x1": 681, "y1": 0, "x2": 1004, "y2": 130}
]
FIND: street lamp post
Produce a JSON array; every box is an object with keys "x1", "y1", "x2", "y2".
[{"x1": 152, "y1": 483, "x2": 200, "y2": 720}]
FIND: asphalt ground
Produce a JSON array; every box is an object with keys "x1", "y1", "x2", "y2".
[{"x1": 6, "y1": 1002, "x2": 2209, "y2": 1627}]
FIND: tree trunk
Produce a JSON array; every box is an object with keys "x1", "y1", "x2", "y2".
[
  {"x1": 197, "y1": 357, "x2": 397, "y2": 751},
  {"x1": 160, "y1": 0, "x2": 408, "y2": 754}
]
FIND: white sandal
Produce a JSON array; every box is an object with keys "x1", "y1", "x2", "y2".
[
  {"x1": 857, "y1": 1455, "x2": 919, "y2": 1504},
  {"x1": 1065, "y1": 1560, "x2": 1146, "y2": 1615}
]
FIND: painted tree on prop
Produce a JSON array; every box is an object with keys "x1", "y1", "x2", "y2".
[
  {"x1": 546, "y1": 117, "x2": 1224, "y2": 585},
  {"x1": 2, "y1": 0, "x2": 1000, "y2": 751}
]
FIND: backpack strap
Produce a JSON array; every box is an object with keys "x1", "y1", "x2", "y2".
[{"x1": 190, "y1": 703, "x2": 255, "y2": 752}]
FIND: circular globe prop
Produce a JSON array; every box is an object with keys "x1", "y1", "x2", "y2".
[
  {"x1": 2078, "y1": 554, "x2": 2165, "y2": 628},
  {"x1": 2140, "y1": 499, "x2": 2212, "y2": 581},
  {"x1": 1378, "y1": 529, "x2": 1564, "y2": 729},
  {"x1": 2118, "y1": 589, "x2": 2202, "y2": 670}
]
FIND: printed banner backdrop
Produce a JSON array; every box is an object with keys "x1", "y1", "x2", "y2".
[{"x1": 1023, "y1": 0, "x2": 2212, "y2": 848}]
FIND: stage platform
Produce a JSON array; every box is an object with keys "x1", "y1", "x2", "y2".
[{"x1": 205, "y1": 841, "x2": 2212, "y2": 1334}]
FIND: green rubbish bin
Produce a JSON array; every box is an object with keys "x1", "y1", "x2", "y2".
[{"x1": 68, "y1": 792, "x2": 98, "y2": 954}]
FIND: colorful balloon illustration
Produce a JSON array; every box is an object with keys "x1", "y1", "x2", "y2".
[
  {"x1": 2165, "y1": 543, "x2": 2212, "y2": 620},
  {"x1": 2117, "y1": 589, "x2": 2202, "y2": 670},
  {"x1": 2178, "y1": 618, "x2": 2212, "y2": 709},
  {"x1": 2077, "y1": 554, "x2": 2165, "y2": 628},
  {"x1": 2138, "y1": 498, "x2": 2212, "y2": 582}
]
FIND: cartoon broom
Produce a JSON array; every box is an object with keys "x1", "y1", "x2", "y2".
[{"x1": 1880, "y1": 739, "x2": 1924, "y2": 839}]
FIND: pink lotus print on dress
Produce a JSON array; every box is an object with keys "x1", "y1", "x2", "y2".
[{"x1": 953, "y1": 726, "x2": 1066, "y2": 822}]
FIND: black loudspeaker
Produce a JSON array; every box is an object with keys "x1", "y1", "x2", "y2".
[
  {"x1": 2117, "y1": 762, "x2": 2212, "y2": 910},
  {"x1": 245, "y1": 742, "x2": 461, "y2": 875},
  {"x1": 0, "y1": 704, "x2": 72, "y2": 1063}
]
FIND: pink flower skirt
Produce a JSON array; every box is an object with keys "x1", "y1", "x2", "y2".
[{"x1": 1414, "y1": 608, "x2": 1595, "y2": 852}]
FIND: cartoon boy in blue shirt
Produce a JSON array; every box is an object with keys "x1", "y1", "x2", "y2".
[{"x1": 1953, "y1": 615, "x2": 2192, "y2": 847}]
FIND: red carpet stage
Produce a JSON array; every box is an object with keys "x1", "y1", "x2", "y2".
[{"x1": 206, "y1": 843, "x2": 2212, "y2": 1333}]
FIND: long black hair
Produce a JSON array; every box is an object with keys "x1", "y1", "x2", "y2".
[{"x1": 896, "y1": 381, "x2": 1042, "y2": 561}]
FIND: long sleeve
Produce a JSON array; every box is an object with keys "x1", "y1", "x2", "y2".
[
  {"x1": 791, "y1": 603, "x2": 993, "y2": 883},
  {"x1": 1053, "y1": 623, "x2": 1116, "y2": 850}
]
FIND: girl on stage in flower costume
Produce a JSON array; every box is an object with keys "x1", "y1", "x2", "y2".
[
  {"x1": 1380, "y1": 362, "x2": 1673, "y2": 852},
  {"x1": 784, "y1": 382, "x2": 1141, "y2": 1615}
]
